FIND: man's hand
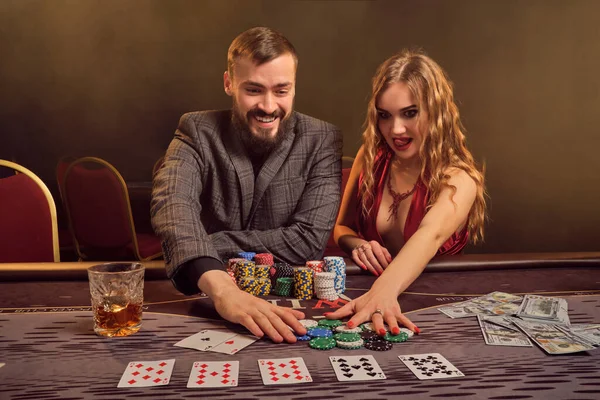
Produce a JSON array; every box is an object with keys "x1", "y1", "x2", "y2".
[{"x1": 199, "y1": 270, "x2": 306, "y2": 343}]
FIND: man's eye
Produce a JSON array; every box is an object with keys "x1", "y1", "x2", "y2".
[
  {"x1": 245, "y1": 88, "x2": 261, "y2": 94},
  {"x1": 404, "y1": 109, "x2": 418, "y2": 118},
  {"x1": 276, "y1": 90, "x2": 289, "y2": 96}
]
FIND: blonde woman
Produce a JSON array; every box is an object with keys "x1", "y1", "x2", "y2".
[{"x1": 327, "y1": 50, "x2": 486, "y2": 335}]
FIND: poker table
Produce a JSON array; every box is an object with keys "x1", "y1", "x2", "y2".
[{"x1": 1, "y1": 252, "x2": 599, "y2": 399}]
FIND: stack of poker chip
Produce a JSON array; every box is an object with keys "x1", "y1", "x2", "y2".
[
  {"x1": 324, "y1": 256, "x2": 346, "y2": 294},
  {"x1": 235, "y1": 260, "x2": 255, "y2": 283},
  {"x1": 293, "y1": 267, "x2": 314, "y2": 300},
  {"x1": 305, "y1": 260, "x2": 325, "y2": 277},
  {"x1": 238, "y1": 251, "x2": 256, "y2": 261},
  {"x1": 255, "y1": 265, "x2": 270, "y2": 280},
  {"x1": 272, "y1": 262, "x2": 294, "y2": 280},
  {"x1": 314, "y1": 272, "x2": 338, "y2": 301},
  {"x1": 254, "y1": 253, "x2": 274, "y2": 266},
  {"x1": 238, "y1": 277, "x2": 256, "y2": 294},
  {"x1": 254, "y1": 278, "x2": 271, "y2": 296},
  {"x1": 333, "y1": 332, "x2": 364, "y2": 350},
  {"x1": 226, "y1": 258, "x2": 244, "y2": 284},
  {"x1": 273, "y1": 277, "x2": 294, "y2": 296}
]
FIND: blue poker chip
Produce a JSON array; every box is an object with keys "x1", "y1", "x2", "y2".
[
  {"x1": 295, "y1": 334, "x2": 312, "y2": 341},
  {"x1": 238, "y1": 251, "x2": 257, "y2": 261},
  {"x1": 306, "y1": 327, "x2": 333, "y2": 338}
]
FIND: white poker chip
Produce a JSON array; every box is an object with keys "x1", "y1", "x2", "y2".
[
  {"x1": 399, "y1": 327, "x2": 414, "y2": 338},
  {"x1": 360, "y1": 322, "x2": 389, "y2": 332},
  {"x1": 298, "y1": 319, "x2": 319, "y2": 328},
  {"x1": 335, "y1": 325, "x2": 362, "y2": 334},
  {"x1": 336, "y1": 338, "x2": 364, "y2": 349}
]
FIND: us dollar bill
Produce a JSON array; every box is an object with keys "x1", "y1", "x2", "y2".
[
  {"x1": 438, "y1": 292, "x2": 523, "y2": 319},
  {"x1": 559, "y1": 324, "x2": 600, "y2": 346},
  {"x1": 516, "y1": 295, "x2": 563, "y2": 321},
  {"x1": 513, "y1": 319, "x2": 595, "y2": 354},
  {"x1": 477, "y1": 315, "x2": 532, "y2": 347}
]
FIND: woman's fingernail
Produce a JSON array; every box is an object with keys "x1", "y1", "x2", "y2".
[
  {"x1": 347, "y1": 321, "x2": 355, "y2": 328},
  {"x1": 323, "y1": 312, "x2": 331, "y2": 316},
  {"x1": 392, "y1": 327, "x2": 400, "y2": 335},
  {"x1": 414, "y1": 326, "x2": 421, "y2": 335},
  {"x1": 378, "y1": 328, "x2": 386, "y2": 335}
]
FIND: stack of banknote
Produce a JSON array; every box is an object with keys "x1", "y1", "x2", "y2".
[{"x1": 438, "y1": 292, "x2": 600, "y2": 354}]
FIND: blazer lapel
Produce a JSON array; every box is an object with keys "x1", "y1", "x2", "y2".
[
  {"x1": 248, "y1": 114, "x2": 297, "y2": 223},
  {"x1": 222, "y1": 117, "x2": 254, "y2": 226}
]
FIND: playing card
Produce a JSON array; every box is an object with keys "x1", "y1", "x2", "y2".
[
  {"x1": 117, "y1": 359, "x2": 175, "y2": 388},
  {"x1": 329, "y1": 355, "x2": 386, "y2": 382},
  {"x1": 187, "y1": 361, "x2": 239, "y2": 388},
  {"x1": 209, "y1": 333, "x2": 258, "y2": 355},
  {"x1": 257, "y1": 357, "x2": 312, "y2": 385},
  {"x1": 399, "y1": 353, "x2": 464, "y2": 380},
  {"x1": 174, "y1": 329, "x2": 236, "y2": 352}
]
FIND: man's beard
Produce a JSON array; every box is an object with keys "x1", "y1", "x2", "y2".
[{"x1": 231, "y1": 99, "x2": 292, "y2": 158}]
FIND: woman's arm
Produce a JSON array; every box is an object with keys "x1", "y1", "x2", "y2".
[
  {"x1": 334, "y1": 146, "x2": 392, "y2": 274},
  {"x1": 327, "y1": 168, "x2": 478, "y2": 334}
]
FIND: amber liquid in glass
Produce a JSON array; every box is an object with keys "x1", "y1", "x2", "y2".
[{"x1": 94, "y1": 301, "x2": 142, "y2": 337}]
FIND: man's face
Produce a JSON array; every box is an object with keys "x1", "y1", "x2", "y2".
[{"x1": 224, "y1": 53, "x2": 296, "y2": 154}]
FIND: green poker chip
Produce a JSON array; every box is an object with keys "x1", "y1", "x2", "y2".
[
  {"x1": 333, "y1": 332, "x2": 362, "y2": 342},
  {"x1": 309, "y1": 337, "x2": 336, "y2": 350},
  {"x1": 383, "y1": 331, "x2": 409, "y2": 343},
  {"x1": 318, "y1": 319, "x2": 343, "y2": 328}
]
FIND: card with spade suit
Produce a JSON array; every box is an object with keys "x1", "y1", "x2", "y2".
[
  {"x1": 174, "y1": 330, "x2": 236, "y2": 352},
  {"x1": 210, "y1": 333, "x2": 258, "y2": 355},
  {"x1": 329, "y1": 355, "x2": 386, "y2": 382}
]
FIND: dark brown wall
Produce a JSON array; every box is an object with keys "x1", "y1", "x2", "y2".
[{"x1": 1, "y1": 0, "x2": 599, "y2": 254}]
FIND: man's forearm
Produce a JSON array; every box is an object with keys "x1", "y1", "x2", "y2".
[{"x1": 198, "y1": 269, "x2": 240, "y2": 300}]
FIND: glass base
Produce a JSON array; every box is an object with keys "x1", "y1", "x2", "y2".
[{"x1": 94, "y1": 323, "x2": 141, "y2": 337}]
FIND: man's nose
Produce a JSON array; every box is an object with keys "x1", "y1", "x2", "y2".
[{"x1": 259, "y1": 93, "x2": 277, "y2": 115}]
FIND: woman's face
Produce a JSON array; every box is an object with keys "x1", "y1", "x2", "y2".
[{"x1": 376, "y1": 81, "x2": 427, "y2": 164}]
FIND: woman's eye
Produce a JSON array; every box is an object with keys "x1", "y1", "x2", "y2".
[
  {"x1": 404, "y1": 109, "x2": 418, "y2": 118},
  {"x1": 377, "y1": 111, "x2": 390, "y2": 119}
]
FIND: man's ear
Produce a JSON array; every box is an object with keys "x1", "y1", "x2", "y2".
[{"x1": 224, "y1": 71, "x2": 233, "y2": 96}]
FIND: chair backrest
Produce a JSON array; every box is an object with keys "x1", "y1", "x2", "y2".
[
  {"x1": 55, "y1": 156, "x2": 76, "y2": 203},
  {"x1": 0, "y1": 160, "x2": 60, "y2": 262},
  {"x1": 61, "y1": 157, "x2": 140, "y2": 260}
]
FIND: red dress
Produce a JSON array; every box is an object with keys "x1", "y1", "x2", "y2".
[{"x1": 356, "y1": 149, "x2": 467, "y2": 255}]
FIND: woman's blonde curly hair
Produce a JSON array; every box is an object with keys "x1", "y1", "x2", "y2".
[{"x1": 360, "y1": 50, "x2": 486, "y2": 243}]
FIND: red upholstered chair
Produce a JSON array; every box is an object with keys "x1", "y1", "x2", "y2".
[
  {"x1": 324, "y1": 166, "x2": 353, "y2": 257},
  {"x1": 61, "y1": 157, "x2": 162, "y2": 261},
  {"x1": 55, "y1": 156, "x2": 76, "y2": 253},
  {"x1": 0, "y1": 160, "x2": 60, "y2": 262}
]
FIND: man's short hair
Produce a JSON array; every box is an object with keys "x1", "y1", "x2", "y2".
[{"x1": 227, "y1": 27, "x2": 298, "y2": 77}]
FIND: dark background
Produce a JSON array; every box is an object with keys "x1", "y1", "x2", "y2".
[{"x1": 1, "y1": 0, "x2": 599, "y2": 254}]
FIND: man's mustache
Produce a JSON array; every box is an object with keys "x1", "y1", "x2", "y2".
[{"x1": 247, "y1": 108, "x2": 285, "y2": 119}]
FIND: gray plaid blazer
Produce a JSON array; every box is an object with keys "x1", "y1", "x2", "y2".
[{"x1": 151, "y1": 110, "x2": 342, "y2": 282}]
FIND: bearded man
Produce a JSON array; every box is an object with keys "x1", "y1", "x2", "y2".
[{"x1": 151, "y1": 27, "x2": 342, "y2": 343}]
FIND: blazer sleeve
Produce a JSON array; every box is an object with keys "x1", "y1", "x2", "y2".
[
  {"x1": 208, "y1": 124, "x2": 343, "y2": 264},
  {"x1": 151, "y1": 113, "x2": 223, "y2": 294}
]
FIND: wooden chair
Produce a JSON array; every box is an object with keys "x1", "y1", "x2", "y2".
[
  {"x1": 0, "y1": 160, "x2": 60, "y2": 262},
  {"x1": 60, "y1": 157, "x2": 162, "y2": 261}
]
